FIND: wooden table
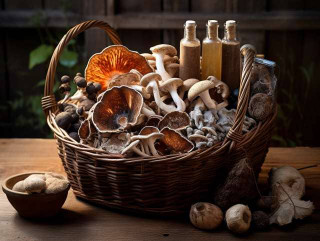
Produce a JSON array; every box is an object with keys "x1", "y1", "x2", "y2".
[{"x1": 1, "y1": 139, "x2": 320, "y2": 241}]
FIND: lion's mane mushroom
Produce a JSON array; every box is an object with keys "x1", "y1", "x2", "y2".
[
  {"x1": 23, "y1": 174, "x2": 46, "y2": 194},
  {"x1": 158, "y1": 111, "x2": 191, "y2": 131},
  {"x1": 140, "y1": 72, "x2": 176, "y2": 113},
  {"x1": 188, "y1": 80, "x2": 219, "y2": 110},
  {"x1": 160, "y1": 127, "x2": 194, "y2": 153},
  {"x1": 131, "y1": 126, "x2": 163, "y2": 156},
  {"x1": 248, "y1": 93, "x2": 274, "y2": 121},
  {"x1": 160, "y1": 78, "x2": 186, "y2": 112},
  {"x1": 85, "y1": 45, "x2": 153, "y2": 91},
  {"x1": 189, "y1": 202, "x2": 223, "y2": 230},
  {"x1": 269, "y1": 166, "x2": 314, "y2": 226},
  {"x1": 226, "y1": 204, "x2": 252, "y2": 234},
  {"x1": 150, "y1": 44, "x2": 177, "y2": 81},
  {"x1": 92, "y1": 86, "x2": 143, "y2": 133}
]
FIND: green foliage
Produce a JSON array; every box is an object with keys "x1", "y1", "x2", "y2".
[{"x1": 29, "y1": 44, "x2": 54, "y2": 69}]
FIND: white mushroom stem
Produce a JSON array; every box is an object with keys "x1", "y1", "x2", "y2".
[
  {"x1": 131, "y1": 85, "x2": 151, "y2": 99},
  {"x1": 61, "y1": 92, "x2": 70, "y2": 104},
  {"x1": 169, "y1": 88, "x2": 186, "y2": 112},
  {"x1": 121, "y1": 140, "x2": 149, "y2": 157},
  {"x1": 147, "y1": 81, "x2": 177, "y2": 113},
  {"x1": 141, "y1": 104, "x2": 156, "y2": 117},
  {"x1": 200, "y1": 90, "x2": 218, "y2": 109},
  {"x1": 70, "y1": 88, "x2": 85, "y2": 101},
  {"x1": 153, "y1": 53, "x2": 171, "y2": 81}
]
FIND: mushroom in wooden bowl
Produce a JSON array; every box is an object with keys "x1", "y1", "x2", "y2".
[{"x1": 2, "y1": 172, "x2": 70, "y2": 219}]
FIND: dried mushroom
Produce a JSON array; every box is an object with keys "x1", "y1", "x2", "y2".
[
  {"x1": 158, "y1": 111, "x2": 191, "y2": 131},
  {"x1": 100, "y1": 132, "x2": 131, "y2": 154},
  {"x1": 160, "y1": 127, "x2": 194, "y2": 153},
  {"x1": 248, "y1": 93, "x2": 274, "y2": 121},
  {"x1": 92, "y1": 86, "x2": 143, "y2": 133},
  {"x1": 85, "y1": 45, "x2": 153, "y2": 91}
]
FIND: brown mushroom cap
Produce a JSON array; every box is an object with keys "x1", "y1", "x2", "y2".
[
  {"x1": 158, "y1": 111, "x2": 191, "y2": 130},
  {"x1": 78, "y1": 119, "x2": 91, "y2": 140},
  {"x1": 85, "y1": 45, "x2": 153, "y2": 91},
  {"x1": 160, "y1": 127, "x2": 194, "y2": 153},
  {"x1": 107, "y1": 72, "x2": 140, "y2": 88},
  {"x1": 179, "y1": 78, "x2": 199, "y2": 97},
  {"x1": 140, "y1": 72, "x2": 162, "y2": 87},
  {"x1": 150, "y1": 44, "x2": 177, "y2": 57},
  {"x1": 145, "y1": 115, "x2": 163, "y2": 127},
  {"x1": 160, "y1": 78, "x2": 183, "y2": 93},
  {"x1": 188, "y1": 80, "x2": 216, "y2": 101},
  {"x1": 139, "y1": 126, "x2": 160, "y2": 135},
  {"x1": 92, "y1": 86, "x2": 143, "y2": 133}
]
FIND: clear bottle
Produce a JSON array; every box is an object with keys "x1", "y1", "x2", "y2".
[
  {"x1": 221, "y1": 20, "x2": 241, "y2": 91},
  {"x1": 201, "y1": 20, "x2": 222, "y2": 80},
  {"x1": 179, "y1": 20, "x2": 201, "y2": 80}
]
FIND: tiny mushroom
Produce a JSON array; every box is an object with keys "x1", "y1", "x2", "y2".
[
  {"x1": 140, "y1": 73, "x2": 177, "y2": 113},
  {"x1": 158, "y1": 111, "x2": 191, "y2": 131},
  {"x1": 225, "y1": 204, "x2": 252, "y2": 234},
  {"x1": 160, "y1": 78, "x2": 186, "y2": 112},
  {"x1": 92, "y1": 86, "x2": 143, "y2": 133},
  {"x1": 70, "y1": 76, "x2": 87, "y2": 101},
  {"x1": 59, "y1": 75, "x2": 71, "y2": 103},
  {"x1": 23, "y1": 174, "x2": 46, "y2": 194},
  {"x1": 189, "y1": 134, "x2": 209, "y2": 149},
  {"x1": 160, "y1": 127, "x2": 194, "y2": 153},
  {"x1": 150, "y1": 44, "x2": 177, "y2": 81},
  {"x1": 131, "y1": 126, "x2": 164, "y2": 156},
  {"x1": 189, "y1": 202, "x2": 224, "y2": 230}
]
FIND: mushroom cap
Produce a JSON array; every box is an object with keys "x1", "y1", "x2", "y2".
[
  {"x1": 139, "y1": 126, "x2": 160, "y2": 135},
  {"x1": 61, "y1": 75, "x2": 70, "y2": 83},
  {"x1": 140, "y1": 72, "x2": 162, "y2": 87},
  {"x1": 226, "y1": 204, "x2": 252, "y2": 234},
  {"x1": 188, "y1": 80, "x2": 216, "y2": 101},
  {"x1": 160, "y1": 127, "x2": 194, "y2": 153},
  {"x1": 158, "y1": 111, "x2": 191, "y2": 130},
  {"x1": 102, "y1": 133, "x2": 131, "y2": 154},
  {"x1": 23, "y1": 175, "x2": 46, "y2": 193},
  {"x1": 248, "y1": 93, "x2": 274, "y2": 121},
  {"x1": 141, "y1": 53, "x2": 156, "y2": 61},
  {"x1": 160, "y1": 78, "x2": 183, "y2": 92},
  {"x1": 78, "y1": 119, "x2": 91, "y2": 140},
  {"x1": 181, "y1": 78, "x2": 199, "y2": 92},
  {"x1": 150, "y1": 44, "x2": 177, "y2": 57},
  {"x1": 145, "y1": 115, "x2": 163, "y2": 127},
  {"x1": 108, "y1": 72, "x2": 140, "y2": 88},
  {"x1": 189, "y1": 134, "x2": 209, "y2": 142},
  {"x1": 92, "y1": 86, "x2": 143, "y2": 133},
  {"x1": 85, "y1": 45, "x2": 153, "y2": 91}
]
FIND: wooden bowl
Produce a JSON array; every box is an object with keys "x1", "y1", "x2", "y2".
[{"x1": 2, "y1": 172, "x2": 70, "y2": 219}]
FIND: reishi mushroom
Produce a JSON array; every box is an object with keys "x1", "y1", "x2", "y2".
[{"x1": 189, "y1": 202, "x2": 224, "y2": 230}]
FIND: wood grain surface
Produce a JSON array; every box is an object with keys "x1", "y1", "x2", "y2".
[{"x1": 0, "y1": 139, "x2": 319, "y2": 241}]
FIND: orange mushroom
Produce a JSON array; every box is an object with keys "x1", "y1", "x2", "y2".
[
  {"x1": 85, "y1": 45, "x2": 153, "y2": 91},
  {"x1": 160, "y1": 127, "x2": 194, "y2": 153}
]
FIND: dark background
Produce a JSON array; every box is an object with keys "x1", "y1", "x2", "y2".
[{"x1": 0, "y1": 0, "x2": 320, "y2": 146}]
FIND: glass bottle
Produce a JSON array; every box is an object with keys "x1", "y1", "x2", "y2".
[
  {"x1": 201, "y1": 20, "x2": 222, "y2": 80},
  {"x1": 221, "y1": 20, "x2": 241, "y2": 90},
  {"x1": 179, "y1": 20, "x2": 201, "y2": 80}
]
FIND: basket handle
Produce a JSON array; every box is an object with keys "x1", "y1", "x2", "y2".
[
  {"x1": 41, "y1": 20, "x2": 121, "y2": 116},
  {"x1": 224, "y1": 44, "x2": 256, "y2": 151}
]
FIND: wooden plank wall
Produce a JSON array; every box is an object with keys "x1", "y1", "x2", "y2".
[{"x1": 0, "y1": 0, "x2": 320, "y2": 145}]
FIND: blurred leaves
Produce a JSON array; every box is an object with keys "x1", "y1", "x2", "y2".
[{"x1": 29, "y1": 44, "x2": 53, "y2": 69}]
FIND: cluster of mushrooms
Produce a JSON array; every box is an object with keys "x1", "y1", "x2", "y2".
[{"x1": 54, "y1": 44, "x2": 274, "y2": 157}]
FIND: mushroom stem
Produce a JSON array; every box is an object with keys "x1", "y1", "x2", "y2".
[
  {"x1": 200, "y1": 90, "x2": 218, "y2": 109},
  {"x1": 61, "y1": 93, "x2": 70, "y2": 103},
  {"x1": 70, "y1": 89, "x2": 85, "y2": 101},
  {"x1": 149, "y1": 81, "x2": 177, "y2": 113},
  {"x1": 169, "y1": 88, "x2": 186, "y2": 112},
  {"x1": 153, "y1": 53, "x2": 171, "y2": 81},
  {"x1": 141, "y1": 104, "x2": 156, "y2": 117}
]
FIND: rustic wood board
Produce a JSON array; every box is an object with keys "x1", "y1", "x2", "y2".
[{"x1": 0, "y1": 139, "x2": 319, "y2": 241}]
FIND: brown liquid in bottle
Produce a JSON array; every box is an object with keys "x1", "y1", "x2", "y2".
[
  {"x1": 179, "y1": 20, "x2": 201, "y2": 80},
  {"x1": 221, "y1": 20, "x2": 240, "y2": 90}
]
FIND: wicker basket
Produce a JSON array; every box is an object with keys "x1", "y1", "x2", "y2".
[{"x1": 41, "y1": 20, "x2": 277, "y2": 215}]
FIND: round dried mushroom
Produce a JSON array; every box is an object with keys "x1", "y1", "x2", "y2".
[
  {"x1": 23, "y1": 174, "x2": 46, "y2": 194},
  {"x1": 226, "y1": 204, "x2": 252, "y2": 234},
  {"x1": 248, "y1": 93, "x2": 274, "y2": 121},
  {"x1": 92, "y1": 86, "x2": 143, "y2": 133},
  {"x1": 158, "y1": 111, "x2": 191, "y2": 131},
  {"x1": 160, "y1": 127, "x2": 194, "y2": 153},
  {"x1": 189, "y1": 202, "x2": 224, "y2": 230},
  {"x1": 85, "y1": 45, "x2": 153, "y2": 91}
]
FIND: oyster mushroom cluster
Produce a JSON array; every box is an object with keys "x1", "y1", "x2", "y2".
[{"x1": 54, "y1": 44, "x2": 259, "y2": 157}]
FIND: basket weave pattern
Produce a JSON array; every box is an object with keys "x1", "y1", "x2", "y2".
[{"x1": 42, "y1": 20, "x2": 276, "y2": 215}]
